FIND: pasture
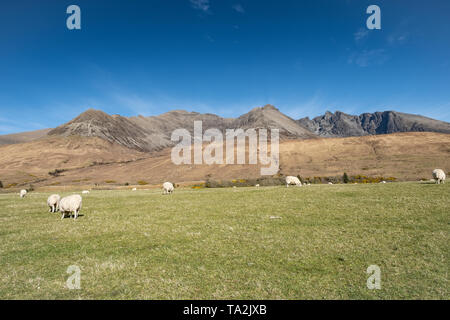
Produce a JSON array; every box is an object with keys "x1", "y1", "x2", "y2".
[{"x1": 0, "y1": 182, "x2": 448, "y2": 299}]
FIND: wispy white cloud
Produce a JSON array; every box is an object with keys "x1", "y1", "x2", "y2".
[
  {"x1": 232, "y1": 4, "x2": 245, "y2": 14},
  {"x1": 112, "y1": 93, "x2": 157, "y2": 117},
  {"x1": 189, "y1": 0, "x2": 211, "y2": 13},
  {"x1": 354, "y1": 28, "x2": 369, "y2": 42},
  {"x1": 204, "y1": 34, "x2": 215, "y2": 42},
  {"x1": 283, "y1": 92, "x2": 329, "y2": 119},
  {"x1": 387, "y1": 32, "x2": 409, "y2": 46},
  {"x1": 348, "y1": 49, "x2": 389, "y2": 67},
  {"x1": 0, "y1": 116, "x2": 46, "y2": 135}
]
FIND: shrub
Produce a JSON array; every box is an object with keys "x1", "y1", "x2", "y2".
[
  {"x1": 343, "y1": 172, "x2": 349, "y2": 184},
  {"x1": 137, "y1": 180, "x2": 148, "y2": 185},
  {"x1": 28, "y1": 184, "x2": 35, "y2": 192},
  {"x1": 313, "y1": 176, "x2": 322, "y2": 184},
  {"x1": 48, "y1": 169, "x2": 66, "y2": 177},
  {"x1": 0, "y1": 180, "x2": 3, "y2": 188},
  {"x1": 105, "y1": 180, "x2": 116, "y2": 184},
  {"x1": 124, "y1": 182, "x2": 129, "y2": 186}
]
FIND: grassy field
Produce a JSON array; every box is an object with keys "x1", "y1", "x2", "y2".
[{"x1": 0, "y1": 182, "x2": 448, "y2": 299}]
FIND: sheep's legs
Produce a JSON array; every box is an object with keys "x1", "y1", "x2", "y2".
[{"x1": 61, "y1": 212, "x2": 65, "y2": 220}]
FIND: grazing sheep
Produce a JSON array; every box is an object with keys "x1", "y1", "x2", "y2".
[
  {"x1": 47, "y1": 194, "x2": 61, "y2": 213},
  {"x1": 132, "y1": 188, "x2": 137, "y2": 191},
  {"x1": 82, "y1": 190, "x2": 90, "y2": 194},
  {"x1": 19, "y1": 189, "x2": 27, "y2": 198},
  {"x1": 286, "y1": 176, "x2": 302, "y2": 187},
  {"x1": 59, "y1": 194, "x2": 82, "y2": 220},
  {"x1": 328, "y1": 182, "x2": 333, "y2": 185},
  {"x1": 255, "y1": 184, "x2": 260, "y2": 187},
  {"x1": 432, "y1": 169, "x2": 446, "y2": 184},
  {"x1": 380, "y1": 181, "x2": 386, "y2": 184},
  {"x1": 163, "y1": 182, "x2": 174, "y2": 194}
]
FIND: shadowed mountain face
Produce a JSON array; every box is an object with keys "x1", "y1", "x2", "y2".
[
  {"x1": 298, "y1": 111, "x2": 450, "y2": 137},
  {"x1": 48, "y1": 105, "x2": 316, "y2": 152}
]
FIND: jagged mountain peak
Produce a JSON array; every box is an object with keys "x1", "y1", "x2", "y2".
[{"x1": 298, "y1": 110, "x2": 450, "y2": 137}]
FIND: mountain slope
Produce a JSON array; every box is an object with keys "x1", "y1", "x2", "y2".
[
  {"x1": 0, "y1": 128, "x2": 51, "y2": 145},
  {"x1": 0, "y1": 135, "x2": 145, "y2": 187},
  {"x1": 48, "y1": 105, "x2": 316, "y2": 152},
  {"x1": 48, "y1": 109, "x2": 163, "y2": 152},
  {"x1": 298, "y1": 111, "x2": 450, "y2": 137},
  {"x1": 234, "y1": 105, "x2": 317, "y2": 139}
]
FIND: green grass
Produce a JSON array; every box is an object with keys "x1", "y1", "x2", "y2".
[{"x1": 0, "y1": 182, "x2": 448, "y2": 299}]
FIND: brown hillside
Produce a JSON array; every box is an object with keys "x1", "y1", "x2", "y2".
[
  {"x1": 0, "y1": 128, "x2": 51, "y2": 145},
  {"x1": 279, "y1": 132, "x2": 450, "y2": 180},
  {"x1": 0, "y1": 136, "x2": 145, "y2": 187},
  {"x1": 0, "y1": 132, "x2": 448, "y2": 189}
]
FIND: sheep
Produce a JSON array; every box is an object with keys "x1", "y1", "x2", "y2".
[
  {"x1": 380, "y1": 181, "x2": 386, "y2": 184},
  {"x1": 163, "y1": 182, "x2": 174, "y2": 195},
  {"x1": 432, "y1": 169, "x2": 446, "y2": 184},
  {"x1": 286, "y1": 176, "x2": 302, "y2": 187},
  {"x1": 132, "y1": 188, "x2": 137, "y2": 191},
  {"x1": 255, "y1": 184, "x2": 260, "y2": 187},
  {"x1": 82, "y1": 190, "x2": 90, "y2": 194},
  {"x1": 19, "y1": 189, "x2": 27, "y2": 198},
  {"x1": 47, "y1": 194, "x2": 61, "y2": 213},
  {"x1": 59, "y1": 194, "x2": 82, "y2": 220},
  {"x1": 328, "y1": 182, "x2": 333, "y2": 185}
]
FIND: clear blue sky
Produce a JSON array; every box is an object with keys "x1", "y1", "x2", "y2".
[{"x1": 1, "y1": 0, "x2": 449, "y2": 134}]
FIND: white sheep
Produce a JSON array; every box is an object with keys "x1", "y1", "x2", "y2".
[
  {"x1": 432, "y1": 169, "x2": 446, "y2": 184},
  {"x1": 255, "y1": 184, "x2": 260, "y2": 187},
  {"x1": 82, "y1": 190, "x2": 90, "y2": 194},
  {"x1": 132, "y1": 188, "x2": 137, "y2": 191},
  {"x1": 328, "y1": 182, "x2": 333, "y2": 185},
  {"x1": 19, "y1": 189, "x2": 27, "y2": 198},
  {"x1": 47, "y1": 194, "x2": 61, "y2": 213},
  {"x1": 163, "y1": 182, "x2": 174, "y2": 194},
  {"x1": 59, "y1": 194, "x2": 82, "y2": 220},
  {"x1": 286, "y1": 176, "x2": 302, "y2": 187}
]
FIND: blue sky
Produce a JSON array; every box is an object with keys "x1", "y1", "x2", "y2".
[{"x1": 0, "y1": 0, "x2": 449, "y2": 134}]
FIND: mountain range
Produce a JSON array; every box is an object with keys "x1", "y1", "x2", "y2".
[
  {"x1": 1, "y1": 105, "x2": 449, "y2": 152},
  {"x1": 1, "y1": 105, "x2": 449, "y2": 187}
]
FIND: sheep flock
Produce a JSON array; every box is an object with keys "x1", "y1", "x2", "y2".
[{"x1": 11, "y1": 168, "x2": 446, "y2": 221}]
